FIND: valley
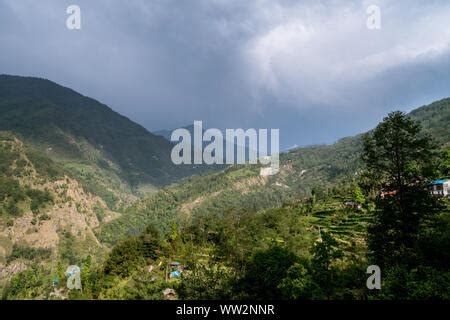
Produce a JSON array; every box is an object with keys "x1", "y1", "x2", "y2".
[{"x1": 0, "y1": 75, "x2": 449, "y2": 300}]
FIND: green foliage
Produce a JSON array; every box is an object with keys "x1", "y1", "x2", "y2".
[
  {"x1": 279, "y1": 232, "x2": 366, "y2": 300},
  {"x1": 26, "y1": 188, "x2": 53, "y2": 214},
  {"x1": 353, "y1": 186, "x2": 365, "y2": 205},
  {"x1": 237, "y1": 246, "x2": 298, "y2": 299},
  {"x1": 362, "y1": 111, "x2": 450, "y2": 299},
  {"x1": 439, "y1": 148, "x2": 450, "y2": 177},
  {"x1": 93, "y1": 205, "x2": 106, "y2": 222},
  {"x1": 363, "y1": 111, "x2": 443, "y2": 267},
  {"x1": 7, "y1": 244, "x2": 52, "y2": 263},
  {"x1": 309, "y1": 232, "x2": 344, "y2": 299},
  {"x1": 363, "y1": 111, "x2": 438, "y2": 190},
  {"x1": 278, "y1": 263, "x2": 314, "y2": 299},
  {"x1": 80, "y1": 255, "x2": 95, "y2": 298},
  {"x1": 103, "y1": 231, "x2": 161, "y2": 278},
  {"x1": 58, "y1": 231, "x2": 79, "y2": 265},
  {"x1": 0, "y1": 176, "x2": 22, "y2": 203},
  {"x1": 25, "y1": 148, "x2": 64, "y2": 180},
  {"x1": 177, "y1": 262, "x2": 234, "y2": 300},
  {"x1": 409, "y1": 98, "x2": 450, "y2": 147},
  {"x1": 3, "y1": 264, "x2": 51, "y2": 300}
]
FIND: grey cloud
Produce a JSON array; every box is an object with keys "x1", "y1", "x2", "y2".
[{"x1": 1, "y1": 0, "x2": 450, "y2": 149}]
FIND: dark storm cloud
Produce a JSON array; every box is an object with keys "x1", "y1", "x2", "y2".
[{"x1": 1, "y1": 0, "x2": 450, "y2": 149}]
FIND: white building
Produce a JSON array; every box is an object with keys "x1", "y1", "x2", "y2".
[{"x1": 430, "y1": 179, "x2": 450, "y2": 198}]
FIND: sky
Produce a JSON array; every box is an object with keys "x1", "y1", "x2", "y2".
[{"x1": 1, "y1": 0, "x2": 450, "y2": 149}]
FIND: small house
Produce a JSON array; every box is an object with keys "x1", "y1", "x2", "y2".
[
  {"x1": 380, "y1": 190, "x2": 397, "y2": 199},
  {"x1": 430, "y1": 179, "x2": 450, "y2": 198}
]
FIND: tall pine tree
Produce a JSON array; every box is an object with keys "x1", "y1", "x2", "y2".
[{"x1": 362, "y1": 111, "x2": 441, "y2": 268}]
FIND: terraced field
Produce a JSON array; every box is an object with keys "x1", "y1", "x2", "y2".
[{"x1": 308, "y1": 202, "x2": 374, "y2": 258}]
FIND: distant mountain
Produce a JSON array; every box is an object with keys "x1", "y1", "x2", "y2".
[
  {"x1": 154, "y1": 124, "x2": 204, "y2": 141},
  {"x1": 0, "y1": 75, "x2": 206, "y2": 206},
  {"x1": 154, "y1": 123, "x2": 205, "y2": 143},
  {"x1": 154, "y1": 123, "x2": 255, "y2": 164},
  {"x1": 153, "y1": 129, "x2": 173, "y2": 141}
]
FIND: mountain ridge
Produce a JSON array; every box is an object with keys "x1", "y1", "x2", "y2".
[{"x1": 0, "y1": 74, "x2": 211, "y2": 208}]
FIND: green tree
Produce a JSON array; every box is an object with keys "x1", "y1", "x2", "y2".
[
  {"x1": 439, "y1": 148, "x2": 450, "y2": 177},
  {"x1": 279, "y1": 232, "x2": 345, "y2": 300},
  {"x1": 80, "y1": 255, "x2": 93, "y2": 297},
  {"x1": 103, "y1": 237, "x2": 147, "y2": 277},
  {"x1": 362, "y1": 111, "x2": 442, "y2": 267},
  {"x1": 310, "y1": 232, "x2": 343, "y2": 299},
  {"x1": 177, "y1": 262, "x2": 234, "y2": 300},
  {"x1": 353, "y1": 186, "x2": 365, "y2": 205},
  {"x1": 238, "y1": 246, "x2": 298, "y2": 299},
  {"x1": 141, "y1": 225, "x2": 161, "y2": 261},
  {"x1": 278, "y1": 263, "x2": 315, "y2": 299}
]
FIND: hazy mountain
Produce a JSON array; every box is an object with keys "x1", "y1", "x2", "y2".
[
  {"x1": 154, "y1": 124, "x2": 204, "y2": 142},
  {"x1": 153, "y1": 129, "x2": 173, "y2": 141},
  {"x1": 155, "y1": 123, "x2": 256, "y2": 164}
]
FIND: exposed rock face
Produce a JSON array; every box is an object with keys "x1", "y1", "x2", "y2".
[
  {"x1": 1, "y1": 174, "x2": 107, "y2": 250},
  {"x1": 0, "y1": 136, "x2": 111, "y2": 283},
  {"x1": 0, "y1": 261, "x2": 27, "y2": 279}
]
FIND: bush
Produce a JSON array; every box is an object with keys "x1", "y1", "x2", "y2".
[
  {"x1": 103, "y1": 237, "x2": 147, "y2": 277},
  {"x1": 26, "y1": 188, "x2": 53, "y2": 214},
  {"x1": 7, "y1": 245, "x2": 52, "y2": 263},
  {"x1": 237, "y1": 246, "x2": 298, "y2": 299}
]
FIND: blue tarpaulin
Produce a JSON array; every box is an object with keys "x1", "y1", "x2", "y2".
[
  {"x1": 170, "y1": 270, "x2": 181, "y2": 278},
  {"x1": 431, "y1": 180, "x2": 449, "y2": 185}
]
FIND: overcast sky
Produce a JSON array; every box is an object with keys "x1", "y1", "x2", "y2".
[{"x1": 1, "y1": 0, "x2": 450, "y2": 149}]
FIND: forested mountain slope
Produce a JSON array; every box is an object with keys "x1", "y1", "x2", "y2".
[
  {"x1": 99, "y1": 98, "x2": 450, "y2": 244},
  {"x1": 0, "y1": 75, "x2": 207, "y2": 208}
]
